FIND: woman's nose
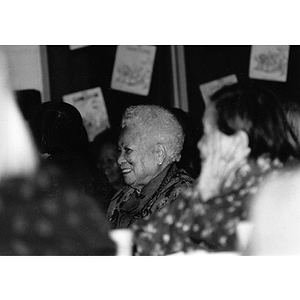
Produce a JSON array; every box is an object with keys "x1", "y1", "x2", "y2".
[{"x1": 117, "y1": 152, "x2": 126, "y2": 166}]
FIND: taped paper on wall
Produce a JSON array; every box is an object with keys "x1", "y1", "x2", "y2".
[
  {"x1": 63, "y1": 87, "x2": 110, "y2": 141},
  {"x1": 199, "y1": 74, "x2": 238, "y2": 105},
  {"x1": 69, "y1": 45, "x2": 89, "y2": 50},
  {"x1": 249, "y1": 45, "x2": 289, "y2": 82},
  {"x1": 111, "y1": 45, "x2": 156, "y2": 96}
]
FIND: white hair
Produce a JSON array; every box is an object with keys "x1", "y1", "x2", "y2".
[{"x1": 121, "y1": 105, "x2": 184, "y2": 162}]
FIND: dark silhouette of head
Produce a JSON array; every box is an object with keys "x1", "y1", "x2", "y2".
[{"x1": 30, "y1": 101, "x2": 91, "y2": 158}]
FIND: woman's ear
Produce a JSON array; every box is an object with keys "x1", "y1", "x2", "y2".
[{"x1": 155, "y1": 143, "x2": 166, "y2": 165}]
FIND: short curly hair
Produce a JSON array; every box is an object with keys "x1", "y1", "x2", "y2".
[{"x1": 121, "y1": 105, "x2": 184, "y2": 162}]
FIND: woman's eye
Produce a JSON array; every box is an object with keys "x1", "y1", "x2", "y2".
[{"x1": 125, "y1": 148, "x2": 132, "y2": 154}]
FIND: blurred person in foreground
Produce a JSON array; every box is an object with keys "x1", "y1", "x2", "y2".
[
  {"x1": 0, "y1": 48, "x2": 116, "y2": 255},
  {"x1": 107, "y1": 105, "x2": 194, "y2": 229},
  {"x1": 132, "y1": 82, "x2": 300, "y2": 255},
  {"x1": 246, "y1": 101, "x2": 300, "y2": 255},
  {"x1": 245, "y1": 163, "x2": 300, "y2": 255}
]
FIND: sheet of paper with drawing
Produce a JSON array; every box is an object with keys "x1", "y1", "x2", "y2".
[
  {"x1": 199, "y1": 74, "x2": 238, "y2": 106},
  {"x1": 63, "y1": 87, "x2": 110, "y2": 141},
  {"x1": 111, "y1": 45, "x2": 156, "y2": 96},
  {"x1": 249, "y1": 45, "x2": 290, "y2": 82}
]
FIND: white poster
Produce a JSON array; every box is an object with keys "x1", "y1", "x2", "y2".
[
  {"x1": 63, "y1": 87, "x2": 110, "y2": 141},
  {"x1": 249, "y1": 45, "x2": 290, "y2": 82},
  {"x1": 69, "y1": 45, "x2": 89, "y2": 50},
  {"x1": 199, "y1": 74, "x2": 238, "y2": 105},
  {"x1": 111, "y1": 45, "x2": 156, "y2": 96}
]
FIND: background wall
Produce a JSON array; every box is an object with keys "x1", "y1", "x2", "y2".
[
  {"x1": 46, "y1": 45, "x2": 174, "y2": 129},
  {"x1": 6, "y1": 45, "x2": 299, "y2": 136},
  {"x1": 185, "y1": 45, "x2": 300, "y2": 122},
  {"x1": 2, "y1": 45, "x2": 50, "y2": 103},
  {"x1": 46, "y1": 45, "x2": 300, "y2": 135}
]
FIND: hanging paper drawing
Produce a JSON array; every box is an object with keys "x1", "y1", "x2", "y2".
[
  {"x1": 63, "y1": 87, "x2": 110, "y2": 142},
  {"x1": 111, "y1": 45, "x2": 156, "y2": 96},
  {"x1": 199, "y1": 74, "x2": 238, "y2": 106},
  {"x1": 249, "y1": 45, "x2": 289, "y2": 82}
]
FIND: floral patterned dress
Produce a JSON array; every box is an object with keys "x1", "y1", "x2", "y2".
[{"x1": 132, "y1": 155, "x2": 289, "y2": 255}]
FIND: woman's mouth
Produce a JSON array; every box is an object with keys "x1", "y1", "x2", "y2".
[{"x1": 121, "y1": 168, "x2": 132, "y2": 175}]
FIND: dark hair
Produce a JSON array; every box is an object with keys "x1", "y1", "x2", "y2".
[
  {"x1": 283, "y1": 101, "x2": 300, "y2": 146},
  {"x1": 210, "y1": 82, "x2": 299, "y2": 162},
  {"x1": 168, "y1": 107, "x2": 201, "y2": 178},
  {"x1": 30, "y1": 101, "x2": 91, "y2": 158}
]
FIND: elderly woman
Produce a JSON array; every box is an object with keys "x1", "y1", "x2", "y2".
[
  {"x1": 132, "y1": 82, "x2": 300, "y2": 255},
  {"x1": 107, "y1": 105, "x2": 194, "y2": 229}
]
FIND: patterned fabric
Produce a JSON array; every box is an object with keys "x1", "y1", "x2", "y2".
[
  {"x1": 107, "y1": 163, "x2": 194, "y2": 229},
  {"x1": 133, "y1": 155, "x2": 290, "y2": 255},
  {"x1": 0, "y1": 164, "x2": 116, "y2": 255}
]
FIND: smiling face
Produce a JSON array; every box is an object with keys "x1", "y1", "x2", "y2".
[
  {"x1": 117, "y1": 126, "x2": 162, "y2": 190},
  {"x1": 97, "y1": 142, "x2": 123, "y2": 187}
]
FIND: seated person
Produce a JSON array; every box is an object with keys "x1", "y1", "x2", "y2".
[
  {"x1": 91, "y1": 128, "x2": 125, "y2": 193},
  {"x1": 107, "y1": 104, "x2": 194, "y2": 229},
  {"x1": 246, "y1": 163, "x2": 300, "y2": 255},
  {"x1": 132, "y1": 82, "x2": 300, "y2": 255},
  {"x1": 0, "y1": 48, "x2": 116, "y2": 255}
]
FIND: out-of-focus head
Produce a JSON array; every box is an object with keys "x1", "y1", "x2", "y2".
[
  {"x1": 202, "y1": 82, "x2": 299, "y2": 162},
  {"x1": 30, "y1": 101, "x2": 90, "y2": 157},
  {"x1": 0, "y1": 48, "x2": 38, "y2": 180},
  {"x1": 198, "y1": 103, "x2": 249, "y2": 163},
  {"x1": 117, "y1": 105, "x2": 184, "y2": 189}
]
